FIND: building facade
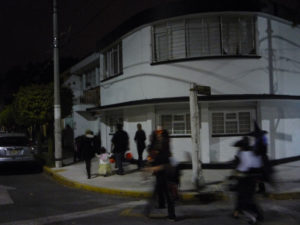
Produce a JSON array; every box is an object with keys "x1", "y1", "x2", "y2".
[
  {"x1": 69, "y1": 1, "x2": 300, "y2": 163},
  {"x1": 63, "y1": 53, "x2": 101, "y2": 138}
]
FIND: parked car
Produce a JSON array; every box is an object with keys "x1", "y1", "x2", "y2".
[{"x1": 0, "y1": 133, "x2": 38, "y2": 165}]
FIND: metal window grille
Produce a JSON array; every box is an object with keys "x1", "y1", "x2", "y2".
[
  {"x1": 212, "y1": 111, "x2": 251, "y2": 135},
  {"x1": 161, "y1": 113, "x2": 191, "y2": 135},
  {"x1": 153, "y1": 14, "x2": 256, "y2": 62}
]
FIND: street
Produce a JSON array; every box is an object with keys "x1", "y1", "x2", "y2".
[{"x1": 1, "y1": 168, "x2": 300, "y2": 225}]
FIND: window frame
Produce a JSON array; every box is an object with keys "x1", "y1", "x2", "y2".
[
  {"x1": 102, "y1": 42, "x2": 123, "y2": 81},
  {"x1": 158, "y1": 112, "x2": 191, "y2": 136},
  {"x1": 210, "y1": 109, "x2": 254, "y2": 137},
  {"x1": 152, "y1": 14, "x2": 258, "y2": 63}
]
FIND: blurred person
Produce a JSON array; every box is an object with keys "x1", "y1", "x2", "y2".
[
  {"x1": 111, "y1": 124, "x2": 129, "y2": 175},
  {"x1": 82, "y1": 130, "x2": 96, "y2": 179},
  {"x1": 96, "y1": 147, "x2": 112, "y2": 176},
  {"x1": 134, "y1": 123, "x2": 146, "y2": 169},
  {"x1": 144, "y1": 126, "x2": 177, "y2": 221},
  {"x1": 231, "y1": 136, "x2": 264, "y2": 224},
  {"x1": 249, "y1": 121, "x2": 273, "y2": 193}
]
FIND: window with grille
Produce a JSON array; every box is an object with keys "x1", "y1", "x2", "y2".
[
  {"x1": 103, "y1": 42, "x2": 123, "y2": 80},
  {"x1": 160, "y1": 113, "x2": 191, "y2": 135},
  {"x1": 152, "y1": 14, "x2": 256, "y2": 62},
  {"x1": 211, "y1": 111, "x2": 252, "y2": 136}
]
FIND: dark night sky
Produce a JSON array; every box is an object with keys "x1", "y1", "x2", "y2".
[
  {"x1": 0, "y1": 0, "x2": 178, "y2": 76},
  {"x1": 1, "y1": 0, "x2": 299, "y2": 77}
]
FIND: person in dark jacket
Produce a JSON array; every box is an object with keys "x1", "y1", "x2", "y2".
[
  {"x1": 144, "y1": 126, "x2": 176, "y2": 221},
  {"x1": 249, "y1": 121, "x2": 273, "y2": 193},
  {"x1": 111, "y1": 124, "x2": 129, "y2": 175},
  {"x1": 232, "y1": 136, "x2": 264, "y2": 224},
  {"x1": 134, "y1": 123, "x2": 146, "y2": 169},
  {"x1": 82, "y1": 130, "x2": 96, "y2": 179}
]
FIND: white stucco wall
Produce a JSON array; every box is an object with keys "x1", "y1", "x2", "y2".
[
  {"x1": 101, "y1": 14, "x2": 300, "y2": 107},
  {"x1": 73, "y1": 104, "x2": 100, "y2": 138},
  {"x1": 260, "y1": 100, "x2": 300, "y2": 159}
]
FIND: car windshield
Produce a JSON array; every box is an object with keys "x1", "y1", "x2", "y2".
[{"x1": 0, "y1": 137, "x2": 29, "y2": 146}]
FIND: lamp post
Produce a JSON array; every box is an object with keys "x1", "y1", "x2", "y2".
[{"x1": 53, "y1": 0, "x2": 62, "y2": 168}]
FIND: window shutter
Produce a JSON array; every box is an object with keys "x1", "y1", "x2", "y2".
[
  {"x1": 187, "y1": 18, "x2": 203, "y2": 57},
  {"x1": 239, "y1": 17, "x2": 256, "y2": 55},
  {"x1": 221, "y1": 16, "x2": 239, "y2": 55},
  {"x1": 154, "y1": 24, "x2": 169, "y2": 61},
  {"x1": 169, "y1": 20, "x2": 186, "y2": 59}
]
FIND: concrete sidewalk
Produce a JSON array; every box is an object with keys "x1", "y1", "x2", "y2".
[{"x1": 44, "y1": 158, "x2": 300, "y2": 201}]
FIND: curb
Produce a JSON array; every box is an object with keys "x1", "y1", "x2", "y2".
[{"x1": 43, "y1": 166, "x2": 300, "y2": 201}]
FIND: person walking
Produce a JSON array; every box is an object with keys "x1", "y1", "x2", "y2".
[
  {"x1": 250, "y1": 121, "x2": 273, "y2": 193},
  {"x1": 81, "y1": 130, "x2": 96, "y2": 179},
  {"x1": 232, "y1": 136, "x2": 264, "y2": 224},
  {"x1": 134, "y1": 123, "x2": 146, "y2": 169},
  {"x1": 96, "y1": 147, "x2": 112, "y2": 176},
  {"x1": 144, "y1": 126, "x2": 176, "y2": 221},
  {"x1": 111, "y1": 124, "x2": 129, "y2": 175}
]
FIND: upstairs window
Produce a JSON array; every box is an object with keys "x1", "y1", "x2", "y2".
[
  {"x1": 152, "y1": 14, "x2": 256, "y2": 62},
  {"x1": 103, "y1": 42, "x2": 123, "y2": 80},
  {"x1": 85, "y1": 69, "x2": 97, "y2": 89},
  {"x1": 211, "y1": 111, "x2": 252, "y2": 136}
]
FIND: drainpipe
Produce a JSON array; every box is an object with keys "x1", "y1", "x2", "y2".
[{"x1": 189, "y1": 83, "x2": 205, "y2": 189}]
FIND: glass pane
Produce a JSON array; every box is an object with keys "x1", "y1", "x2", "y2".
[
  {"x1": 155, "y1": 33, "x2": 168, "y2": 61},
  {"x1": 169, "y1": 20, "x2": 186, "y2": 59},
  {"x1": 212, "y1": 113, "x2": 224, "y2": 134},
  {"x1": 187, "y1": 16, "x2": 221, "y2": 57},
  {"x1": 221, "y1": 16, "x2": 239, "y2": 55},
  {"x1": 205, "y1": 16, "x2": 221, "y2": 56},
  {"x1": 239, "y1": 112, "x2": 251, "y2": 133},
  {"x1": 173, "y1": 123, "x2": 185, "y2": 134},
  {"x1": 239, "y1": 16, "x2": 256, "y2": 55},
  {"x1": 226, "y1": 113, "x2": 236, "y2": 120},
  {"x1": 226, "y1": 121, "x2": 238, "y2": 133},
  {"x1": 186, "y1": 114, "x2": 191, "y2": 134},
  {"x1": 161, "y1": 115, "x2": 172, "y2": 133},
  {"x1": 174, "y1": 115, "x2": 184, "y2": 121}
]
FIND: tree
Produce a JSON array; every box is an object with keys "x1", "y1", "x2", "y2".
[
  {"x1": 13, "y1": 83, "x2": 73, "y2": 128},
  {"x1": 0, "y1": 104, "x2": 16, "y2": 130},
  {"x1": 14, "y1": 84, "x2": 53, "y2": 127}
]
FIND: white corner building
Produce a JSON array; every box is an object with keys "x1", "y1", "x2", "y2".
[{"x1": 67, "y1": 1, "x2": 300, "y2": 164}]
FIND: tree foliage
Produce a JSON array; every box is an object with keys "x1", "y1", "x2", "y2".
[
  {"x1": 0, "y1": 104, "x2": 16, "y2": 129},
  {"x1": 14, "y1": 84, "x2": 53, "y2": 127},
  {"x1": 12, "y1": 83, "x2": 73, "y2": 128}
]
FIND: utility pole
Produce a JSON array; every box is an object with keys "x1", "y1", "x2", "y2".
[
  {"x1": 189, "y1": 83, "x2": 205, "y2": 189},
  {"x1": 53, "y1": 0, "x2": 62, "y2": 168}
]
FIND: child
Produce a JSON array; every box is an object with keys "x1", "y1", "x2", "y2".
[{"x1": 96, "y1": 147, "x2": 112, "y2": 176}]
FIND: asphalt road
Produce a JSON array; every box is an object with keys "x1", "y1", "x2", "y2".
[{"x1": 1, "y1": 166, "x2": 300, "y2": 225}]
